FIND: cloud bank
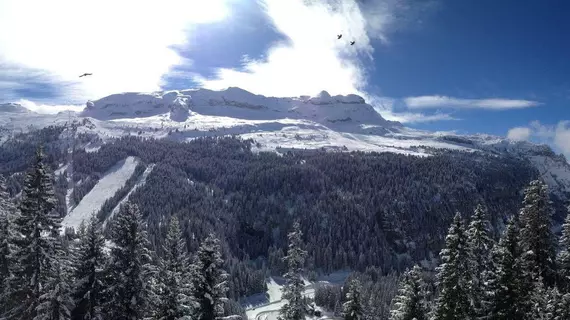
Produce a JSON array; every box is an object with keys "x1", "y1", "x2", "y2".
[
  {"x1": 405, "y1": 95, "x2": 540, "y2": 110},
  {"x1": 0, "y1": 0, "x2": 229, "y2": 103}
]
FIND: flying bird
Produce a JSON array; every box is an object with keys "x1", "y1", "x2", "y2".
[
  {"x1": 337, "y1": 34, "x2": 342, "y2": 39},
  {"x1": 350, "y1": 41, "x2": 355, "y2": 45},
  {"x1": 79, "y1": 73, "x2": 92, "y2": 78}
]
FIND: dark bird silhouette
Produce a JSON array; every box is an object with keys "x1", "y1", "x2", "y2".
[
  {"x1": 337, "y1": 34, "x2": 342, "y2": 39},
  {"x1": 79, "y1": 73, "x2": 92, "y2": 78},
  {"x1": 350, "y1": 40, "x2": 355, "y2": 45}
]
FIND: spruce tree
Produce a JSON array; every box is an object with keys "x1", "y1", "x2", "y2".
[
  {"x1": 466, "y1": 204, "x2": 494, "y2": 319},
  {"x1": 518, "y1": 180, "x2": 556, "y2": 286},
  {"x1": 390, "y1": 265, "x2": 427, "y2": 320},
  {"x1": 156, "y1": 216, "x2": 191, "y2": 320},
  {"x1": 105, "y1": 203, "x2": 155, "y2": 320},
  {"x1": 279, "y1": 221, "x2": 308, "y2": 320},
  {"x1": 190, "y1": 233, "x2": 229, "y2": 320},
  {"x1": 556, "y1": 293, "x2": 570, "y2": 320},
  {"x1": 0, "y1": 175, "x2": 16, "y2": 317},
  {"x1": 7, "y1": 147, "x2": 61, "y2": 319},
  {"x1": 433, "y1": 212, "x2": 471, "y2": 320},
  {"x1": 488, "y1": 217, "x2": 526, "y2": 320},
  {"x1": 342, "y1": 279, "x2": 363, "y2": 320},
  {"x1": 557, "y1": 206, "x2": 570, "y2": 292},
  {"x1": 71, "y1": 214, "x2": 107, "y2": 320},
  {"x1": 35, "y1": 258, "x2": 74, "y2": 320}
]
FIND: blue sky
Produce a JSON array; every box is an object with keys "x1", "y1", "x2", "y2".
[{"x1": 0, "y1": 0, "x2": 568, "y2": 156}]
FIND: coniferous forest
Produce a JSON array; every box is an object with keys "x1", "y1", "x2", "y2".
[{"x1": 1, "y1": 129, "x2": 570, "y2": 319}]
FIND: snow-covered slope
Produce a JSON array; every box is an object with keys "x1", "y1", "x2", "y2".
[{"x1": 62, "y1": 156, "x2": 140, "y2": 230}]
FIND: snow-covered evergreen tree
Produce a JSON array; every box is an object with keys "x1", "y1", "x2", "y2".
[
  {"x1": 156, "y1": 216, "x2": 191, "y2": 320},
  {"x1": 390, "y1": 265, "x2": 427, "y2": 320},
  {"x1": 433, "y1": 212, "x2": 471, "y2": 320},
  {"x1": 342, "y1": 279, "x2": 363, "y2": 320},
  {"x1": 518, "y1": 180, "x2": 556, "y2": 286},
  {"x1": 7, "y1": 147, "x2": 62, "y2": 320},
  {"x1": 35, "y1": 258, "x2": 74, "y2": 320},
  {"x1": 556, "y1": 292, "x2": 570, "y2": 320},
  {"x1": 488, "y1": 216, "x2": 526, "y2": 320},
  {"x1": 557, "y1": 206, "x2": 570, "y2": 292},
  {"x1": 279, "y1": 221, "x2": 308, "y2": 320},
  {"x1": 190, "y1": 233, "x2": 230, "y2": 320},
  {"x1": 466, "y1": 204, "x2": 494, "y2": 319},
  {"x1": 0, "y1": 175, "x2": 16, "y2": 317},
  {"x1": 71, "y1": 214, "x2": 107, "y2": 320},
  {"x1": 105, "y1": 203, "x2": 155, "y2": 320}
]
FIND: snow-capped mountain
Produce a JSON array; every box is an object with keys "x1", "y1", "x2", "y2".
[{"x1": 1, "y1": 87, "x2": 569, "y2": 197}]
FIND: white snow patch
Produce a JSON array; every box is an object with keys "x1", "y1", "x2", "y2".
[{"x1": 62, "y1": 156, "x2": 139, "y2": 231}]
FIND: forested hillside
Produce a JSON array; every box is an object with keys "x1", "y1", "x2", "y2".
[
  {"x1": 0, "y1": 138, "x2": 570, "y2": 320},
  {"x1": 0, "y1": 128, "x2": 569, "y2": 304}
]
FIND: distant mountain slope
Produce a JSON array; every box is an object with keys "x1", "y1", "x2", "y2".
[{"x1": 1, "y1": 87, "x2": 569, "y2": 199}]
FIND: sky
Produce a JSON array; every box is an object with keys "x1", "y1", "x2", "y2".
[{"x1": 0, "y1": 0, "x2": 569, "y2": 157}]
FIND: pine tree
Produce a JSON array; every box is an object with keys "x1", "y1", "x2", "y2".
[
  {"x1": 528, "y1": 277, "x2": 558, "y2": 320},
  {"x1": 105, "y1": 203, "x2": 155, "y2": 320},
  {"x1": 35, "y1": 258, "x2": 74, "y2": 320},
  {"x1": 466, "y1": 204, "x2": 494, "y2": 319},
  {"x1": 518, "y1": 180, "x2": 556, "y2": 286},
  {"x1": 556, "y1": 293, "x2": 570, "y2": 320},
  {"x1": 557, "y1": 206, "x2": 570, "y2": 292},
  {"x1": 155, "y1": 216, "x2": 191, "y2": 320},
  {"x1": 0, "y1": 175, "x2": 16, "y2": 317},
  {"x1": 342, "y1": 279, "x2": 363, "y2": 320},
  {"x1": 71, "y1": 214, "x2": 107, "y2": 320},
  {"x1": 7, "y1": 147, "x2": 62, "y2": 319},
  {"x1": 433, "y1": 212, "x2": 471, "y2": 320},
  {"x1": 488, "y1": 216, "x2": 526, "y2": 320},
  {"x1": 390, "y1": 265, "x2": 427, "y2": 320},
  {"x1": 279, "y1": 221, "x2": 308, "y2": 320},
  {"x1": 190, "y1": 233, "x2": 229, "y2": 320}
]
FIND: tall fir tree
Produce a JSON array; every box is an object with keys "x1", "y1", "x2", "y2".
[
  {"x1": 488, "y1": 216, "x2": 526, "y2": 320},
  {"x1": 190, "y1": 233, "x2": 229, "y2": 320},
  {"x1": 105, "y1": 203, "x2": 155, "y2": 320},
  {"x1": 433, "y1": 212, "x2": 471, "y2": 320},
  {"x1": 279, "y1": 221, "x2": 308, "y2": 320},
  {"x1": 156, "y1": 216, "x2": 191, "y2": 320},
  {"x1": 466, "y1": 204, "x2": 494, "y2": 319},
  {"x1": 7, "y1": 147, "x2": 62, "y2": 320},
  {"x1": 557, "y1": 206, "x2": 570, "y2": 292},
  {"x1": 342, "y1": 279, "x2": 363, "y2": 320},
  {"x1": 518, "y1": 180, "x2": 557, "y2": 286},
  {"x1": 556, "y1": 292, "x2": 570, "y2": 320},
  {"x1": 390, "y1": 265, "x2": 428, "y2": 320},
  {"x1": 71, "y1": 214, "x2": 107, "y2": 320},
  {"x1": 35, "y1": 257, "x2": 74, "y2": 320},
  {"x1": 0, "y1": 175, "x2": 16, "y2": 317}
]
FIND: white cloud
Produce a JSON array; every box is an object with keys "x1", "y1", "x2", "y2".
[
  {"x1": 554, "y1": 121, "x2": 570, "y2": 157},
  {"x1": 507, "y1": 127, "x2": 531, "y2": 141},
  {"x1": 506, "y1": 121, "x2": 570, "y2": 159},
  {"x1": 405, "y1": 95, "x2": 540, "y2": 110},
  {"x1": 16, "y1": 99, "x2": 85, "y2": 114},
  {"x1": 365, "y1": 94, "x2": 457, "y2": 123},
  {"x1": 196, "y1": 0, "x2": 405, "y2": 98},
  {"x1": 0, "y1": 0, "x2": 230, "y2": 102}
]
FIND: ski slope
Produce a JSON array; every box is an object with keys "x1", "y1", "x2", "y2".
[
  {"x1": 102, "y1": 163, "x2": 155, "y2": 229},
  {"x1": 62, "y1": 156, "x2": 140, "y2": 231}
]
